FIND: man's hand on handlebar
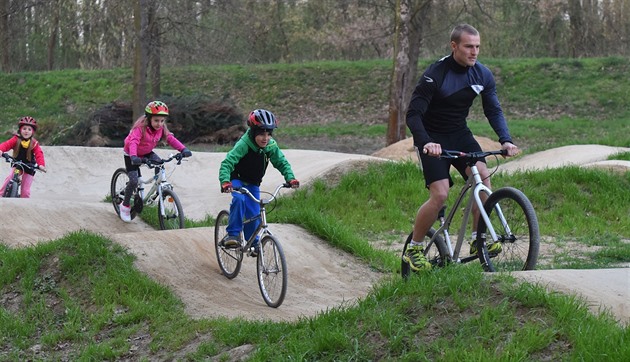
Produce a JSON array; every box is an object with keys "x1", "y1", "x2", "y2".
[
  {"x1": 422, "y1": 142, "x2": 442, "y2": 157},
  {"x1": 501, "y1": 142, "x2": 520, "y2": 157}
]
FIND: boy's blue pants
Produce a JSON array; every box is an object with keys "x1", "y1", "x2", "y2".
[{"x1": 226, "y1": 179, "x2": 260, "y2": 243}]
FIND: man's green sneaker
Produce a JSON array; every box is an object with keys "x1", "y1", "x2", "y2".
[
  {"x1": 403, "y1": 245, "x2": 432, "y2": 271},
  {"x1": 469, "y1": 240, "x2": 502, "y2": 255}
]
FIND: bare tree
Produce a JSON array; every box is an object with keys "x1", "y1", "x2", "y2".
[
  {"x1": 133, "y1": 0, "x2": 150, "y2": 120},
  {"x1": 387, "y1": 0, "x2": 434, "y2": 145},
  {"x1": 387, "y1": 0, "x2": 411, "y2": 145},
  {"x1": 0, "y1": 0, "x2": 9, "y2": 72},
  {"x1": 47, "y1": 0, "x2": 60, "y2": 70}
]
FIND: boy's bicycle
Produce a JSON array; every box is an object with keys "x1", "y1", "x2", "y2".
[
  {"x1": 1, "y1": 153, "x2": 46, "y2": 198},
  {"x1": 214, "y1": 183, "x2": 291, "y2": 308},
  {"x1": 110, "y1": 152, "x2": 187, "y2": 230},
  {"x1": 402, "y1": 149, "x2": 540, "y2": 277}
]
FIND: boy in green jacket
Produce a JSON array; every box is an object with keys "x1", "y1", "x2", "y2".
[{"x1": 218, "y1": 109, "x2": 299, "y2": 255}]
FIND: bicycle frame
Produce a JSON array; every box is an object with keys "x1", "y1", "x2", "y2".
[
  {"x1": 236, "y1": 183, "x2": 287, "y2": 255},
  {"x1": 137, "y1": 164, "x2": 173, "y2": 217},
  {"x1": 426, "y1": 152, "x2": 510, "y2": 263}
]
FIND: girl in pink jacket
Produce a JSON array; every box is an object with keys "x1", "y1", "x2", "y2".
[
  {"x1": 119, "y1": 101, "x2": 192, "y2": 222},
  {"x1": 0, "y1": 117, "x2": 47, "y2": 198}
]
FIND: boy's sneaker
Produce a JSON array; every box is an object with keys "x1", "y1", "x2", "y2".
[
  {"x1": 469, "y1": 240, "x2": 502, "y2": 255},
  {"x1": 221, "y1": 235, "x2": 240, "y2": 249},
  {"x1": 403, "y1": 245, "x2": 432, "y2": 271},
  {"x1": 119, "y1": 204, "x2": 131, "y2": 223}
]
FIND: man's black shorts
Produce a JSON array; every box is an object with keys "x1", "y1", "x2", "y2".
[{"x1": 416, "y1": 128, "x2": 483, "y2": 188}]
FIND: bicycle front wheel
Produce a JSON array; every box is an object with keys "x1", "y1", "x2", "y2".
[
  {"x1": 214, "y1": 210, "x2": 243, "y2": 279},
  {"x1": 158, "y1": 189, "x2": 185, "y2": 230},
  {"x1": 476, "y1": 187, "x2": 540, "y2": 272},
  {"x1": 110, "y1": 168, "x2": 138, "y2": 220},
  {"x1": 4, "y1": 180, "x2": 18, "y2": 198},
  {"x1": 10, "y1": 181, "x2": 18, "y2": 198},
  {"x1": 257, "y1": 235, "x2": 288, "y2": 308}
]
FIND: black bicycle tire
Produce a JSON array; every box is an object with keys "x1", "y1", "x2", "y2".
[
  {"x1": 476, "y1": 187, "x2": 540, "y2": 272},
  {"x1": 1, "y1": 182, "x2": 10, "y2": 197},
  {"x1": 257, "y1": 235, "x2": 288, "y2": 308},
  {"x1": 110, "y1": 168, "x2": 138, "y2": 220},
  {"x1": 401, "y1": 228, "x2": 450, "y2": 279},
  {"x1": 9, "y1": 180, "x2": 18, "y2": 197},
  {"x1": 214, "y1": 210, "x2": 243, "y2": 279},
  {"x1": 158, "y1": 188, "x2": 185, "y2": 230}
]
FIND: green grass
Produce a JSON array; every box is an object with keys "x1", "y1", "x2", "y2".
[{"x1": 2, "y1": 235, "x2": 628, "y2": 360}]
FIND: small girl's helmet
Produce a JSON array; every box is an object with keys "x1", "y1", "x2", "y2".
[
  {"x1": 18, "y1": 116, "x2": 38, "y2": 132},
  {"x1": 248, "y1": 109, "x2": 277, "y2": 130},
  {"x1": 145, "y1": 101, "x2": 169, "y2": 116}
]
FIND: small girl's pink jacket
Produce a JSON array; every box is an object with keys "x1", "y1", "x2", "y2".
[{"x1": 123, "y1": 126, "x2": 185, "y2": 157}]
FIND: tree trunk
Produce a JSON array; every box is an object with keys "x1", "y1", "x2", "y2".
[
  {"x1": 133, "y1": 0, "x2": 150, "y2": 121},
  {"x1": 386, "y1": 0, "x2": 411, "y2": 146},
  {"x1": 0, "y1": 0, "x2": 9, "y2": 72},
  {"x1": 47, "y1": 0, "x2": 60, "y2": 71},
  {"x1": 148, "y1": 3, "x2": 160, "y2": 98}
]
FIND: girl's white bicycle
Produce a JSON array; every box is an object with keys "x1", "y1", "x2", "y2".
[{"x1": 110, "y1": 152, "x2": 187, "y2": 230}]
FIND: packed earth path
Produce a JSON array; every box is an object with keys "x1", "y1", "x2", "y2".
[{"x1": 0, "y1": 142, "x2": 628, "y2": 324}]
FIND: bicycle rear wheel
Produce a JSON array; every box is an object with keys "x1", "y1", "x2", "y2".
[
  {"x1": 214, "y1": 210, "x2": 243, "y2": 279},
  {"x1": 257, "y1": 235, "x2": 287, "y2": 308},
  {"x1": 401, "y1": 228, "x2": 450, "y2": 279},
  {"x1": 476, "y1": 187, "x2": 540, "y2": 272},
  {"x1": 110, "y1": 168, "x2": 138, "y2": 220},
  {"x1": 158, "y1": 189, "x2": 185, "y2": 229}
]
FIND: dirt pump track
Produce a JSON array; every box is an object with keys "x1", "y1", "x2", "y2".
[{"x1": 0, "y1": 144, "x2": 629, "y2": 324}]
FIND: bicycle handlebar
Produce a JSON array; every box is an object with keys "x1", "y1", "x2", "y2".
[
  {"x1": 142, "y1": 152, "x2": 188, "y2": 167},
  {"x1": 233, "y1": 183, "x2": 291, "y2": 205},
  {"x1": 439, "y1": 149, "x2": 508, "y2": 159},
  {"x1": 1, "y1": 153, "x2": 45, "y2": 173}
]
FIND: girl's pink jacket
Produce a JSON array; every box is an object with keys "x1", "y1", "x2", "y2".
[
  {"x1": 123, "y1": 126, "x2": 185, "y2": 157},
  {"x1": 0, "y1": 135, "x2": 46, "y2": 166}
]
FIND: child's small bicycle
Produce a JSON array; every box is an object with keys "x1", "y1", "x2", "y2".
[
  {"x1": 214, "y1": 183, "x2": 291, "y2": 308},
  {"x1": 1, "y1": 153, "x2": 46, "y2": 198},
  {"x1": 110, "y1": 152, "x2": 187, "y2": 230}
]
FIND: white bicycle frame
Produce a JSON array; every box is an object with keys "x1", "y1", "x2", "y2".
[
  {"x1": 137, "y1": 163, "x2": 175, "y2": 217},
  {"x1": 429, "y1": 163, "x2": 511, "y2": 262}
]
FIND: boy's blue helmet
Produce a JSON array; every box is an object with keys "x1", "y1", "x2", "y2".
[{"x1": 248, "y1": 109, "x2": 277, "y2": 130}]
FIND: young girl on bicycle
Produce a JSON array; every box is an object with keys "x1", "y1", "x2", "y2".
[
  {"x1": 219, "y1": 109, "x2": 300, "y2": 254},
  {"x1": 0, "y1": 117, "x2": 47, "y2": 198},
  {"x1": 119, "y1": 100, "x2": 192, "y2": 222}
]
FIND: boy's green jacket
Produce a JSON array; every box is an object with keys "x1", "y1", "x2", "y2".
[{"x1": 219, "y1": 129, "x2": 295, "y2": 186}]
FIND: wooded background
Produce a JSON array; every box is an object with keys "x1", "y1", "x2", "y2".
[
  {"x1": 1, "y1": 0, "x2": 627, "y2": 143},
  {"x1": 2, "y1": 0, "x2": 628, "y2": 73}
]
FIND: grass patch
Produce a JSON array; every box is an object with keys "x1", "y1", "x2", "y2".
[{"x1": 4, "y1": 238, "x2": 628, "y2": 360}]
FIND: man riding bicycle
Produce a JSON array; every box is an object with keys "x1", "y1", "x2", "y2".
[{"x1": 404, "y1": 24, "x2": 519, "y2": 271}]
